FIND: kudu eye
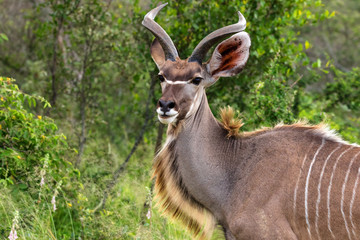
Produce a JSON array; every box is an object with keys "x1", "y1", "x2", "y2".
[
  {"x1": 191, "y1": 77, "x2": 203, "y2": 85},
  {"x1": 158, "y1": 75, "x2": 165, "y2": 82}
]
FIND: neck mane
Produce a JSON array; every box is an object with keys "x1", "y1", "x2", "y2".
[{"x1": 152, "y1": 92, "x2": 218, "y2": 240}]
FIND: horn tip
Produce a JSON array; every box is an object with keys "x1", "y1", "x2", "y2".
[
  {"x1": 144, "y1": 2, "x2": 168, "y2": 20},
  {"x1": 236, "y1": 11, "x2": 246, "y2": 29},
  {"x1": 237, "y1": 11, "x2": 245, "y2": 22}
]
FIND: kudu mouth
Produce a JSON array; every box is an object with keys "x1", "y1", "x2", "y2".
[{"x1": 156, "y1": 107, "x2": 179, "y2": 124}]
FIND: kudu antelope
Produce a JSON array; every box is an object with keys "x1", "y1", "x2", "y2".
[{"x1": 142, "y1": 3, "x2": 360, "y2": 240}]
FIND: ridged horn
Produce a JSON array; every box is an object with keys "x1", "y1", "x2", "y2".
[
  {"x1": 142, "y1": 3, "x2": 178, "y2": 61},
  {"x1": 188, "y1": 11, "x2": 247, "y2": 63}
]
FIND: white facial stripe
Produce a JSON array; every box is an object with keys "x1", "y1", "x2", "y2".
[
  {"x1": 157, "y1": 75, "x2": 201, "y2": 123},
  {"x1": 165, "y1": 79, "x2": 191, "y2": 85},
  {"x1": 327, "y1": 146, "x2": 354, "y2": 238},
  {"x1": 305, "y1": 138, "x2": 325, "y2": 239},
  {"x1": 315, "y1": 144, "x2": 341, "y2": 239},
  {"x1": 341, "y1": 149, "x2": 360, "y2": 240}
]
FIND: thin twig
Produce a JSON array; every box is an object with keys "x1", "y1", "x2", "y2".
[
  {"x1": 290, "y1": 75, "x2": 303, "y2": 88},
  {"x1": 93, "y1": 71, "x2": 157, "y2": 212}
]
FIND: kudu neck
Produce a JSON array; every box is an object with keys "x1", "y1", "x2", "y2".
[
  {"x1": 167, "y1": 91, "x2": 225, "y2": 140},
  {"x1": 164, "y1": 91, "x2": 234, "y2": 223}
]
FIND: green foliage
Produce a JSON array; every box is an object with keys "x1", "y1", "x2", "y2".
[
  {"x1": 0, "y1": 33, "x2": 8, "y2": 44},
  {"x1": 0, "y1": 77, "x2": 73, "y2": 186},
  {"x1": 0, "y1": 0, "x2": 359, "y2": 239},
  {"x1": 323, "y1": 67, "x2": 360, "y2": 143},
  {"x1": 325, "y1": 67, "x2": 360, "y2": 111},
  {"x1": 301, "y1": 0, "x2": 360, "y2": 71},
  {"x1": 0, "y1": 77, "x2": 79, "y2": 239},
  {"x1": 296, "y1": 67, "x2": 360, "y2": 144}
]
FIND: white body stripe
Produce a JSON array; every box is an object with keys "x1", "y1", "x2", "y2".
[
  {"x1": 305, "y1": 139, "x2": 325, "y2": 239},
  {"x1": 294, "y1": 141, "x2": 315, "y2": 240},
  {"x1": 327, "y1": 146, "x2": 354, "y2": 238},
  {"x1": 315, "y1": 144, "x2": 341, "y2": 239},
  {"x1": 341, "y1": 150, "x2": 360, "y2": 240},
  {"x1": 294, "y1": 143, "x2": 314, "y2": 214},
  {"x1": 350, "y1": 167, "x2": 360, "y2": 237}
]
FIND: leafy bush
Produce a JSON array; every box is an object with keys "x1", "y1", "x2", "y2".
[
  {"x1": 0, "y1": 77, "x2": 78, "y2": 238},
  {"x1": 0, "y1": 77, "x2": 74, "y2": 186},
  {"x1": 325, "y1": 67, "x2": 360, "y2": 111}
]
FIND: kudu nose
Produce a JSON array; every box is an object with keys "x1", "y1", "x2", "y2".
[{"x1": 159, "y1": 99, "x2": 175, "y2": 113}]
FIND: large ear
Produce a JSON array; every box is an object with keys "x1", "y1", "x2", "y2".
[
  {"x1": 150, "y1": 38, "x2": 166, "y2": 68},
  {"x1": 207, "y1": 32, "x2": 251, "y2": 79}
]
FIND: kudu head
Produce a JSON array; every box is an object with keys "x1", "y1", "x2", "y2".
[{"x1": 143, "y1": 3, "x2": 251, "y2": 125}]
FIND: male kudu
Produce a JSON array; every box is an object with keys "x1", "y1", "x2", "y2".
[{"x1": 143, "y1": 3, "x2": 360, "y2": 240}]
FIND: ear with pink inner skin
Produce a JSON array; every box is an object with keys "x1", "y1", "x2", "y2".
[
  {"x1": 206, "y1": 32, "x2": 251, "y2": 82},
  {"x1": 150, "y1": 38, "x2": 166, "y2": 68}
]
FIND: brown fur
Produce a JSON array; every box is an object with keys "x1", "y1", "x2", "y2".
[
  {"x1": 219, "y1": 106, "x2": 244, "y2": 138},
  {"x1": 153, "y1": 118, "x2": 357, "y2": 239},
  {"x1": 161, "y1": 59, "x2": 202, "y2": 81}
]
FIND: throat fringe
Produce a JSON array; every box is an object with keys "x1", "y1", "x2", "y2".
[{"x1": 152, "y1": 134, "x2": 216, "y2": 239}]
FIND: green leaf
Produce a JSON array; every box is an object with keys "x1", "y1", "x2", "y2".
[{"x1": 0, "y1": 33, "x2": 8, "y2": 41}]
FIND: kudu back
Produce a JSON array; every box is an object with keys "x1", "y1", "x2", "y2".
[{"x1": 142, "y1": 3, "x2": 360, "y2": 240}]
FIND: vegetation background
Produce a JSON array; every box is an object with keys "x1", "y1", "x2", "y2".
[{"x1": 0, "y1": 0, "x2": 359, "y2": 239}]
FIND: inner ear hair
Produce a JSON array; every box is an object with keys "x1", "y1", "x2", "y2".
[
  {"x1": 208, "y1": 32, "x2": 251, "y2": 78},
  {"x1": 151, "y1": 38, "x2": 166, "y2": 67}
]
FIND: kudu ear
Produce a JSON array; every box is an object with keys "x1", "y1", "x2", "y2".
[
  {"x1": 150, "y1": 38, "x2": 166, "y2": 68},
  {"x1": 206, "y1": 32, "x2": 251, "y2": 80}
]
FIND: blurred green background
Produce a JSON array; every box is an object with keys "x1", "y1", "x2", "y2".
[{"x1": 0, "y1": 0, "x2": 359, "y2": 239}]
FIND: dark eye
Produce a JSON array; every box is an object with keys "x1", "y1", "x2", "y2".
[
  {"x1": 158, "y1": 75, "x2": 165, "y2": 82},
  {"x1": 191, "y1": 77, "x2": 202, "y2": 85}
]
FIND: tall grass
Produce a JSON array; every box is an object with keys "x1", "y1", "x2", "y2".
[{"x1": 0, "y1": 135, "x2": 218, "y2": 239}]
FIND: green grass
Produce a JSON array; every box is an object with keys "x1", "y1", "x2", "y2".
[{"x1": 0, "y1": 136, "x2": 224, "y2": 239}]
